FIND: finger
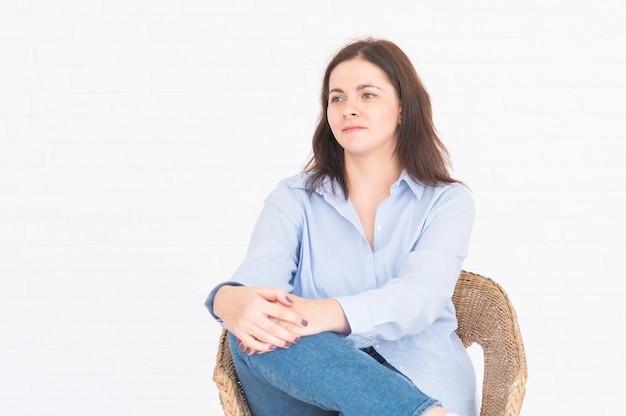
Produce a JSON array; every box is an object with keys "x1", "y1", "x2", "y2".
[
  {"x1": 265, "y1": 302, "x2": 309, "y2": 329},
  {"x1": 255, "y1": 288, "x2": 298, "y2": 308},
  {"x1": 238, "y1": 302, "x2": 303, "y2": 344},
  {"x1": 256, "y1": 315, "x2": 305, "y2": 346},
  {"x1": 249, "y1": 319, "x2": 302, "y2": 348},
  {"x1": 234, "y1": 331, "x2": 276, "y2": 354},
  {"x1": 235, "y1": 328, "x2": 286, "y2": 354},
  {"x1": 226, "y1": 310, "x2": 299, "y2": 352},
  {"x1": 268, "y1": 316, "x2": 300, "y2": 333},
  {"x1": 233, "y1": 314, "x2": 299, "y2": 349},
  {"x1": 274, "y1": 293, "x2": 295, "y2": 307}
]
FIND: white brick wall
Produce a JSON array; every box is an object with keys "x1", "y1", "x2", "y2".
[{"x1": 1, "y1": 1, "x2": 624, "y2": 415}]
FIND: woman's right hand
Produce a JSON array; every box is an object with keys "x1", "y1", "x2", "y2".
[{"x1": 213, "y1": 285, "x2": 308, "y2": 354}]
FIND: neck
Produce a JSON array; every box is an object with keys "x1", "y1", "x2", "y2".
[{"x1": 345, "y1": 154, "x2": 402, "y2": 196}]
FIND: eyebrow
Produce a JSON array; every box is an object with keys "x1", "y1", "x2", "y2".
[{"x1": 329, "y1": 84, "x2": 382, "y2": 94}]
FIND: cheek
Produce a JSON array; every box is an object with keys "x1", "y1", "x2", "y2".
[{"x1": 382, "y1": 107, "x2": 401, "y2": 129}]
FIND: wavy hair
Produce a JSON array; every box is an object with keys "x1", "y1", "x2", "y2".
[{"x1": 304, "y1": 38, "x2": 459, "y2": 196}]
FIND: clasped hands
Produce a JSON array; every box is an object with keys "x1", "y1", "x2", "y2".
[{"x1": 213, "y1": 285, "x2": 349, "y2": 355}]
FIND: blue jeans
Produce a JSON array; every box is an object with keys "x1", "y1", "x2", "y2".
[{"x1": 229, "y1": 331, "x2": 440, "y2": 416}]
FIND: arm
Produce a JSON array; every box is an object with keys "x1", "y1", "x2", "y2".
[{"x1": 206, "y1": 177, "x2": 311, "y2": 353}]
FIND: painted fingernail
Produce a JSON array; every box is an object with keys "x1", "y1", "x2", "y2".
[
  {"x1": 285, "y1": 342, "x2": 294, "y2": 348},
  {"x1": 286, "y1": 296, "x2": 294, "y2": 303},
  {"x1": 245, "y1": 347, "x2": 252, "y2": 355},
  {"x1": 269, "y1": 345, "x2": 277, "y2": 351},
  {"x1": 301, "y1": 319, "x2": 308, "y2": 326},
  {"x1": 294, "y1": 336, "x2": 301, "y2": 343}
]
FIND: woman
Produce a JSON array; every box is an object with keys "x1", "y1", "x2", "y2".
[{"x1": 206, "y1": 38, "x2": 477, "y2": 416}]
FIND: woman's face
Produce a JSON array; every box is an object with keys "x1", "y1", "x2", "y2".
[{"x1": 327, "y1": 58, "x2": 401, "y2": 159}]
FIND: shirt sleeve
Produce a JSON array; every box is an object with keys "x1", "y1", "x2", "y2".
[
  {"x1": 333, "y1": 183, "x2": 475, "y2": 346},
  {"x1": 203, "y1": 179, "x2": 303, "y2": 320}
]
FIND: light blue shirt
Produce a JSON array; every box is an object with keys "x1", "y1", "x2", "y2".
[{"x1": 206, "y1": 170, "x2": 477, "y2": 415}]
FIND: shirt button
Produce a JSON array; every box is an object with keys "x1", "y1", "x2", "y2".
[
  {"x1": 376, "y1": 225, "x2": 382, "y2": 231},
  {"x1": 375, "y1": 344, "x2": 381, "y2": 349}
]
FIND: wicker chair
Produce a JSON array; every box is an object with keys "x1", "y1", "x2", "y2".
[{"x1": 213, "y1": 270, "x2": 528, "y2": 416}]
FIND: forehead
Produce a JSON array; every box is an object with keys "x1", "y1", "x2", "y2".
[{"x1": 328, "y1": 58, "x2": 391, "y2": 88}]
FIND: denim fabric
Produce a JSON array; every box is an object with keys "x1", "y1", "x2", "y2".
[{"x1": 229, "y1": 331, "x2": 440, "y2": 416}]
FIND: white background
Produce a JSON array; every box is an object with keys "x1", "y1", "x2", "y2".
[{"x1": 1, "y1": 1, "x2": 625, "y2": 415}]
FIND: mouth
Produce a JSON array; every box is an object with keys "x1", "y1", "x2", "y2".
[{"x1": 342, "y1": 126, "x2": 366, "y2": 133}]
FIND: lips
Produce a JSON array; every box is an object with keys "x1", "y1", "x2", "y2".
[{"x1": 342, "y1": 125, "x2": 366, "y2": 133}]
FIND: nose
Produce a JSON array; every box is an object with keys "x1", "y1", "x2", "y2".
[{"x1": 342, "y1": 100, "x2": 359, "y2": 118}]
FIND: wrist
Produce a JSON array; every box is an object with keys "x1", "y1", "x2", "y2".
[
  {"x1": 212, "y1": 283, "x2": 242, "y2": 319},
  {"x1": 319, "y1": 298, "x2": 350, "y2": 334}
]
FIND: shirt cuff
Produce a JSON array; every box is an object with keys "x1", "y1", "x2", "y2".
[
  {"x1": 332, "y1": 295, "x2": 372, "y2": 337},
  {"x1": 205, "y1": 281, "x2": 244, "y2": 321}
]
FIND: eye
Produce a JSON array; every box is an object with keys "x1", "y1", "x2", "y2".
[
  {"x1": 329, "y1": 95, "x2": 344, "y2": 103},
  {"x1": 362, "y1": 92, "x2": 376, "y2": 99}
]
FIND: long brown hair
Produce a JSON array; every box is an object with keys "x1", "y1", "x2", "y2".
[{"x1": 304, "y1": 38, "x2": 459, "y2": 196}]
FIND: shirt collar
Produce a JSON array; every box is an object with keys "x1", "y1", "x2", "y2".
[
  {"x1": 291, "y1": 170, "x2": 425, "y2": 201},
  {"x1": 397, "y1": 170, "x2": 425, "y2": 200}
]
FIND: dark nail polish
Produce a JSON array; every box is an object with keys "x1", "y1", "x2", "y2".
[
  {"x1": 301, "y1": 319, "x2": 308, "y2": 326},
  {"x1": 294, "y1": 336, "x2": 301, "y2": 343},
  {"x1": 285, "y1": 342, "x2": 294, "y2": 348},
  {"x1": 269, "y1": 345, "x2": 277, "y2": 351},
  {"x1": 286, "y1": 296, "x2": 294, "y2": 303},
  {"x1": 239, "y1": 343, "x2": 245, "y2": 352},
  {"x1": 245, "y1": 347, "x2": 252, "y2": 355}
]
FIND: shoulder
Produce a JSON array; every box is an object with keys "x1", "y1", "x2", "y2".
[
  {"x1": 281, "y1": 172, "x2": 309, "y2": 190},
  {"x1": 271, "y1": 173, "x2": 309, "y2": 196},
  {"x1": 439, "y1": 181, "x2": 474, "y2": 201},
  {"x1": 403, "y1": 172, "x2": 473, "y2": 205},
  {"x1": 420, "y1": 181, "x2": 475, "y2": 213},
  {"x1": 264, "y1": 173, "x2": 311, "y2": 206}
]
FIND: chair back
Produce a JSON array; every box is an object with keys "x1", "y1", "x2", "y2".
[{"x1": 453, "y1": 270, "x2": 527, "y2": 416}]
